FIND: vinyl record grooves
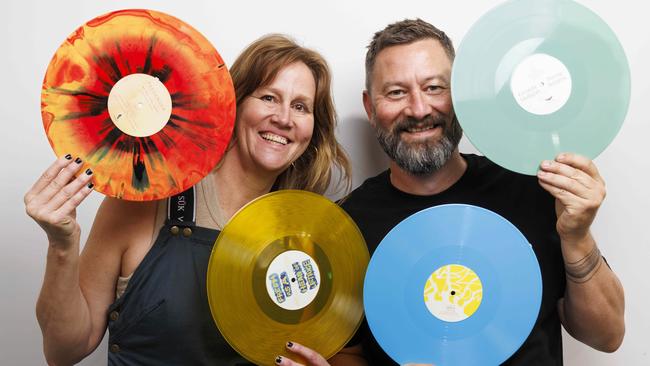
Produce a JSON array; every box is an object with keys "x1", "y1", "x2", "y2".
[
  {"x1": 452, "y1": 0, "x2": 630, "y2": 175},
  {"x1": 207, "y1": 190, "x2": 369, "y2": 366},
  {"x1": 364, "y1": 204, "x2": 542, "y2": 365},
  {"x1": 41, "y1": 9, "x2": 235, "y2": 200}
]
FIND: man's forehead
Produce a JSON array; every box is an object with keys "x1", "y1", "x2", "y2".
[{"x1": 372, "y1": 39, "x2": 452, "y2": 83}]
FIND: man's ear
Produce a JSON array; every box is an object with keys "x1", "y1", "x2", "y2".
[{"x1": 362, "y1": 90, "x2": 375, "y2": 127}]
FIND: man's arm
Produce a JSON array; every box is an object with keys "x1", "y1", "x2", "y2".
[{"x1": 537, "y1": 153, "x2": 625, "y2": 352}]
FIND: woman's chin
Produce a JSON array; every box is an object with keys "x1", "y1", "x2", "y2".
[{"x1": 254, "y1": 159, "x2": 292, "y2": 176}]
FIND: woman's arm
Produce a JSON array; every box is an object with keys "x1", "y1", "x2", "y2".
[{"x1": 27, "y1": 156, "x2": 154, "y2": 364}]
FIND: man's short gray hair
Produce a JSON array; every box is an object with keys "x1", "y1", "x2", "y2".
[{"x1": 365, "y1": 18, "x2": 455, "y2": 91}]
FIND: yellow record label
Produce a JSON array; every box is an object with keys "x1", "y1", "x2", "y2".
[{"x1": 423, "y1": 264, "x2": 483, "y2": 322}]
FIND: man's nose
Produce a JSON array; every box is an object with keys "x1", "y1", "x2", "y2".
[{"x1": 405, "y1": 90, "x2": 433, "y2": 120}]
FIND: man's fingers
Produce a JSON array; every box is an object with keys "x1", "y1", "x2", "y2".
[
  {"x1": 539, "y1": 159, "x2": 595, "y2": 191},
  {"x1": 554, "y1": 153, "x2": 604, "y2": 184},
  {"x1": 537, "y1": 179, "x2": 582, "y2": 203},
  {"x1": 537, "y1": 168, "x2": 592, "y2": 201}
]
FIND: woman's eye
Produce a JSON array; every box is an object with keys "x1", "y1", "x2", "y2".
[
  {"x1": 292, "y1": 103, "x2": 310, "y2": 113},
  {"x1": 260, "y1": 95, "x2": 275, "y2": 102}
]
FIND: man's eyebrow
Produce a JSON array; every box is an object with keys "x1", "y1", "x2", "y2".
[
  {"x1": 379, "y1": 74, "x2": 450, "y2": 91},
  {"x1": 422, "y1": 74, "x2": 450, "y2": 84}
]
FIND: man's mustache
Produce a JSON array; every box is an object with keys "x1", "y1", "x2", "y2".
[{"x1": 392, "y1": 115, "x2": 447, "y2": 134}]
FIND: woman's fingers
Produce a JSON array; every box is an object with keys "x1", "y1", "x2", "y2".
[
  {"x1": 53, "y1": 181, "x2": 94, "y2": 221},
  {"x1": 43, "y1": 168, "x2": 94, "y2": 214},
  {"x1": 25, "y1": 156, "x2": 94, "y2": 242},
  {"x1": 26, "y1": 155, "x2": 85, "y2": 207},
  {"x1": 24, "y1": 154, "x2": 74, "y2": 205}
]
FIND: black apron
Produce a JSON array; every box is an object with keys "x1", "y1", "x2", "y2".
[{"x1": 106, "y1": 187, "x2": 253, "y2": 365}]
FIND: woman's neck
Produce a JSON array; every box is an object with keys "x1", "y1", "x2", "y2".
[{"x1": 211, "y1": 148, "x2": 278, "y2": 221}]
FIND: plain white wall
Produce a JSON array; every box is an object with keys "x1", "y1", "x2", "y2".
[{"x1": 1, "y1": 0, "x2": 648, "y2": 364}]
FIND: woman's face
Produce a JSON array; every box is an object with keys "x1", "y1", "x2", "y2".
[{"x1": 235, "y1": 62, "x2": 316, "y2": 175}]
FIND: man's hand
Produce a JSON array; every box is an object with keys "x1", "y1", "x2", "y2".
[{"x1": 537, "y1": 153, "x2": 606, "y2": 243}]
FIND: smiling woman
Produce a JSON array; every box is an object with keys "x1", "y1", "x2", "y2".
[
  {"x1": 26, "y1": 33, "x2": 353, "y2": 365},
  {"x1": 230, "y1": 35, "x2": 350, "y2": 194},
  {"x1": 230, "y1": 61, "x2": 316, "y2": 179}
]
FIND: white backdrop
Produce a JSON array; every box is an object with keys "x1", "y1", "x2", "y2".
[{"x1": 1, "y1": 0, "x2": 648, "y2": 364}]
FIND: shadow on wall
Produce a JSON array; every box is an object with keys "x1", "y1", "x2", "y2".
[{"x1": 336, "y1": 114, "x2": 389, "y2": 195}]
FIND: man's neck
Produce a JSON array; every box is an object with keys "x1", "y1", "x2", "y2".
[{"x1": 388, "y1": 150, "x2": 467, "y2": 196}]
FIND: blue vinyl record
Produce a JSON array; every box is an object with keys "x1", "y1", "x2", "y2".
[{"x1": 364, "y1": 204, "x2": 542, "y2": 365}]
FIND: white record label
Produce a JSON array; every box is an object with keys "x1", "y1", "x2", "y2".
[
  {"x1": 107, "y1": 73, "x2": 172, "y2": 137},
  {"x1": 510, "y1": 53, "x2": 572, "y2": 116},
  {"x1": 265, "y1": 250, "x2": 321, "y2": 310}
]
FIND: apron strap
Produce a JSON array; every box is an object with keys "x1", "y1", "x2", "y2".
[{"x1": 167, "y1": 186, "x2": 196, "y2": 227}]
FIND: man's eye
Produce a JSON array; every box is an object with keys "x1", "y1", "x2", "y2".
[
  {"x1": 387, "y1": 89, "x2": 405, "y2": 97},
  {"x1": 426, "y1": 85, "x2": 442, "y2": 93}
]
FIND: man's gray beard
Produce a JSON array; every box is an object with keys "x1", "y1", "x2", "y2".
[{"x1": 374, "y1": 115, "x2": 463, "y2": 175}]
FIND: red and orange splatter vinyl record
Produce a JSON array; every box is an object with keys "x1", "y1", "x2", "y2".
[{"x1": 41, "y1": 9, "x2": 235, "y2": 201}]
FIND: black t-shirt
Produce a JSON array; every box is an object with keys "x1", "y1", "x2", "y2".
[{"x1": 341, "y1": 154, "x2": 566, "y2": 365}]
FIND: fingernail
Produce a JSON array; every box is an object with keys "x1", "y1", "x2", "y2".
[
  {"x1": 557, "y1": 153, "x2": 566, "y2": 161},
  {"x1": 64, "y1": 154, "x2": 72, "y2": 160},
  {"x1": 74, "y1": 157, "x2": 82, "y2": 164},
  {"x1": 541, "y1": 160, "x2": 552, "y2": 168},
  {"x1": 287, "y1": 341, "x2": 293, "y2": 348},
  {"x1": 87, "y1": 183, "x2": 94, "y2": 189},
  {"x1": 537, "y1": 170, "x2": 546, "y2": 177},
  {"x1": 85, "y1": 168, "x2": 93, "y2": 175},
  {"x1": 275, "y1": 356, "x2": 282, "y2": 364}
]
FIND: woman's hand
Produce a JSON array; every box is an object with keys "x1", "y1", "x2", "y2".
[
  {"x1": 275, "y1": 342, "x2": 330, "y2": 366},
  {"x1": 24, "y1": 155, "x2": 94, "y2": 246}
]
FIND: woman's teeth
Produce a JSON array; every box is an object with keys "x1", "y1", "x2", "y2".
[{"x1": 260, "y1": 132, "x2": 288, "y2": 145}]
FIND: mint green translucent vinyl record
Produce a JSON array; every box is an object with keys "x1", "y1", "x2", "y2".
[{"x1": 451, "y1": 0, "x2": 630, "y2": 175}]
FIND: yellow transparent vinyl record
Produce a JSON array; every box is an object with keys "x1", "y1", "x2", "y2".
[{"x1": 207, "y1": 190, "x2": 369, "y2": 365}]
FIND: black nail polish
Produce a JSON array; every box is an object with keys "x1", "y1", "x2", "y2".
[
  {"x1": 87, "y1": 183, "x2": 94, "y2": 189},
  {"x1": 85, "y1": 168, "x2": 93, "y2": 175},
  {"x1": 275, "y1": 356, "x2": 282, "y2": 364},
  {"x1": 74, "y1": 157, "x2": 82, "y2": 164},
  {"x1": 64, "y1": 154, "x2": 72, "y2": 160},
  {"x1": 287, "y1": 341, "x2": 293, "y2": 348}
]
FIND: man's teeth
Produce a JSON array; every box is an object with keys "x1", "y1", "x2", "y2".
[
  {"x1": 260, "y1": 132, "x2": 288, "y2": 145},
  {"x1": 407, "y1": 125, "x2": 437, "y2": 133}
]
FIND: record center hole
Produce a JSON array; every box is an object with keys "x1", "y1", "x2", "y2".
[
  {"x1": 291, "y1": 278, "x2": 296, "y2": 283},
  {"x1": 450, "y1": 291, "x2": 456, "y2": 296}
]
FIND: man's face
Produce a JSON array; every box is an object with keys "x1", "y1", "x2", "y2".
[{"x1": 363, "y1": 39, "x2": 462, "y2": 175}]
